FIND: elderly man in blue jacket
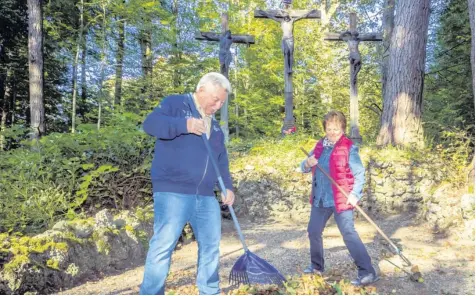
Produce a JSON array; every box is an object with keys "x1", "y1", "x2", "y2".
[{"x1": 140, "y1": 72, "x2": 235, "y2": 295}]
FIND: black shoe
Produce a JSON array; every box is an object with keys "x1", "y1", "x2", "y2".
[
  {"x1": 351, "y1": 273, "x2": 379, "y2": 286},
  {"x1": 303, "y1": 265, "x2": 323, "y2": 275}
]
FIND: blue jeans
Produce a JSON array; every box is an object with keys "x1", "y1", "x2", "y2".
[
  {"x1": 140, "y1": 192, "x2": 221, "y2": 295},
  {"x1": 307, "y1": 206, "x2": 375, "y2": 277}
]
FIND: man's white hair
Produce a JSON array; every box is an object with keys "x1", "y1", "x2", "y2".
[{"x1": 196, "y1": 72, "x2": 232, "y2": 94}]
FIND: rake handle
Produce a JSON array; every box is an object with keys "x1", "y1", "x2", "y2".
[
  {"x1": 187, "y1": 93, "x2": 249, "y2": 252},
  {"x1": 300, "y1": 147, "x2": 402, "y2": 255},
  {"x1": 202, "y1": 135, "x2": 249, "y2": 253}
]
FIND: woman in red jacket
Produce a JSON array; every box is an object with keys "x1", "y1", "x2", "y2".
[{"x1": 300, "y1": 110, "x2": 378, "y2": 286}]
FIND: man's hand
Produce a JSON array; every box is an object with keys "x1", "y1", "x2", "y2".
[
  {"x1": 187, "y1": 118, "x2": 206, "y2": 135},
  {"x1": 305, "y1": 155, "x2": 318, "y2": 169},
  {"x1": 346, "y1": 193, "x2": 359, "y2": 206},
  {"x1": 221, "y1": 189, "x2": 235, "y2": 206}
]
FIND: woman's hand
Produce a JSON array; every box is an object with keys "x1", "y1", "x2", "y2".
[
  {"x1": 305, "y1": 155, "x2": 318, "y2": 169},
  {"x1": 346, "y1": 193, "x2": 359, "y2": 206}
]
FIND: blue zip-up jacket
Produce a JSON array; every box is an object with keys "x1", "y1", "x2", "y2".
[{"x1": 143, "y1": 94, "x2": 233, "y2": 196}]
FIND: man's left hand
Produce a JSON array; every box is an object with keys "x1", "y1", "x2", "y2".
[
  {"x1": 221, "y1": 189, "x2": 235, "y2": 206},
  {"x1": 346, "y1": 193, "x2": 359, "y2": 206}
]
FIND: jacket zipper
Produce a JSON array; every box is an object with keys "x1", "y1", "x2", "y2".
[{"x1": 196, "y1": 155, "x2": 209, "y2": 195}]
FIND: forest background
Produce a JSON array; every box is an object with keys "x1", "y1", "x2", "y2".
[{"x1": 0, "y1": 0, "x2": 474, "y2": 236}]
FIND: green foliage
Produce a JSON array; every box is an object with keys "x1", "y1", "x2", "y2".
[
  {"x1": 424, "y1": 0, "x2": 474, "y2": 153},
  {"x1": 0, "y1": 113, "x2": 153, "y2": 234}
]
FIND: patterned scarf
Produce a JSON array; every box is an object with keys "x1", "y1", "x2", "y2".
[{"x1": 323, "y1": 137, "x2": 335, "y2": 147}]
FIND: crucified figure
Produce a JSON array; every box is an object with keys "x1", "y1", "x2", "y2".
[
  {"x1": 219, "y1": 30, "x2": 233, "y2": 75},
  {"x1": 258, "y1": 9, "x2": 316, "y2": 74},
  {"x1": 340, "y1": 31, "x2": 362, "y2": 86}
]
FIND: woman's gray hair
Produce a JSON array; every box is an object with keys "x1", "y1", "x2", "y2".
[{"x1": 196, "y1": 72, "x2": 232, "y2": 94}]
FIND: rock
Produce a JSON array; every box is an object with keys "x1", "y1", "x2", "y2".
[
  {"x1": 52, "y1": 221, "x2": 70, "y2": 232},
  {"x1": 461, "y1": 194, "x2": 475, "y2": 219},
  {"x1": 0, "y1": 208, "x2": 153, "y2": 295},
  {"x1": 95, "y1": 209, "x2": 114, "y2": 229},
  {"x1": 70, "y1": 221, "x2": 94, "y2": 239}
]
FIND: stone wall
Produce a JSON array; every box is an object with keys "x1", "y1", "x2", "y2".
[
  {"x1": 0, "y1": 209, "x2": 153, "y2": 294},
  {"x1": 231, "y1": 154, "x2": 474, "y2": 238}
]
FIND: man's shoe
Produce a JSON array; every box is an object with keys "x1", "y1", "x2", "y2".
[
  {"x1": 351, "y1": 273, "x2": 380, "y2": 286},
  {"x1": 303, "y1": 265, "x2": 323, "y2": 275}
]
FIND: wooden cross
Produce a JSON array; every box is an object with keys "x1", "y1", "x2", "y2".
[
  {"x1": 255, "y1": 7, "x2": 320, "y2": 134},
  {"x1": 325, "y1": 13, "x2": 382, "y2": 143},
  {"x1": 195, "y1": 13, "x2": 255, "y2": 144}
]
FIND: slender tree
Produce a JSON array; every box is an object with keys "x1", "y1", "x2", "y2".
[
  {"x1": 28, "y1": 0, "x2": 45, "y2": 139},
  {"x1": 469, "y1": 0, "x2": 475, "y2": 93},
  {"x1": 71, "y1": 0, "x2": 85, "y2": 133},
  {"x1": 381, "y1": 0, "x2": 395, "y2": 101},
  {"x1": 377, "y1": 0, "x2": 430, "y2": 147},
  {"x1": 114, "y1": 14, "x2": 125, "y2": 107},
  {"x1": 97, "y1": 0, "x2": 108, "y2": 130},
  {"x1": 80, "y1": 34, "x2": 87, "y2": 118},
  {"x1": 0, "y1": 70, "x2": 11, "y2": 150}
]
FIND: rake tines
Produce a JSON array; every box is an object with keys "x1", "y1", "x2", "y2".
[{"x1": 229, "y1": 250, "x2": 286, "y2": 286}]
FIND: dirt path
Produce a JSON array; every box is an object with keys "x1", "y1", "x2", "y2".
[{"x1": 59, "y1": 214, "x2": 474, "y2": 295}]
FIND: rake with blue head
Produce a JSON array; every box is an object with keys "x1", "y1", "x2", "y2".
[{"x1": 187, "y1": 94, "x2": 286, "y2": 286}]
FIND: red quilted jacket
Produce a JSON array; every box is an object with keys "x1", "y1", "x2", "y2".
[{"x1": 310, "y1": 135, "x2": 355, "y2": 213}]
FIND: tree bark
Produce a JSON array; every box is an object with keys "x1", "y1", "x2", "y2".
[
  {"x1": 219, "y1": 13, "x2": 230, "y2": 144},
  {"x1": 71, "y1": 0, "x2": 84, "y2": 133},
  {"x1": 469, "y1": 0, "x2": 475, "y2": 95},
  {"x1": 234, "y1": 52, "x2": 239, "y2": 137},
  {"x1": 139, "y1": 27, "x2": 152, "y2": 103},
  {"x1": 376, "y1": 0, "x2": 430, "y2": 147},
  {"x1": 97, "y1": 1, "x2": 107, "y2": 130},
  {"x1": 0, "y1": 70, "x2": 9, "y2": 151},
  {"x1": 172, "y1": 0, "x2": 180, "y2": 90},
  {"x1": 80, "y1": 33, "x2": 87, "y2": 118},
  {"x1": 114, "y1": 16, "x2": 125, "y2": 107},
  {"x1": 28, "y1": 0, "x2": 45, "y2": 139},
  {"x1": 381, "y1": 0, "x2": 395, "y2": 103}
]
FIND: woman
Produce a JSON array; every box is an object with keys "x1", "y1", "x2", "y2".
[{"x1": 300, "y1": 110, "x2": 378, "y2": 286}]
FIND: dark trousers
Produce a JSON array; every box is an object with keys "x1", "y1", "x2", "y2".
[{"x1": 307, "y1": 205, "x2": 375, "y2": 277}]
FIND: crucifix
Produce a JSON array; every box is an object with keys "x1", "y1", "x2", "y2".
[
  {"x1": 196, "y1": 13, "x2": 255, "y2": 144},
  {"x1": 255, "y1": 3, "x2": 320, "y2": 134},
  {"x1": 325, "y1": 13, "x2": 382, "y2": 143}
]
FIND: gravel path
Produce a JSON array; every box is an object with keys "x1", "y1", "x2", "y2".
[{"x1": 59, "y1": 214, "x2": 475, "y2": 295}]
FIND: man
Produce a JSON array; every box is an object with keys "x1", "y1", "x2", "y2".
[{"x1": 140, "y1": 72, "x2": 235, "y2": 295}]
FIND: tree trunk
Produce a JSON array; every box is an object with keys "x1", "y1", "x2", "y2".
[
  {"x1": 80, "y1": 33, "x2": 87, "y2": 118},
  {"x1": 376, "y1": 0, "x2": 430, "y2": 147},
  {"x1": 0, "y1": 70, "x2": 10, "y2": 151},
  {"x1": 114, "y1": 16, "x2": 125, "y2": 107},
  {"x1": 97, "y1": 2, "x2": 107, "y2": 130},
  {"x1": 71, "y1": 50, "x2": 79, "y2": 133},
  {"x1": 219, "y1": 14, "x2": 230, "y2": 144},
  {"x1": 71, "y1": 0, "x2": 84, "y2": 133},
  {"x1": 28, "y1": 0, "x2": 45, "y2": 140},
  {"x1": 172, "y1": 0, "x2": 180, "y2": 90},
  {"x1": 139, "y1": 27, "x2": 152, "y2": 103},
  {"x1": 10, "y1": 75, "x2": 16, "y2": 125},
  {"x1": 381, "y1": 0, "x2": 395, "y2": 104},
  {"x1": 469, "y1": 0, "x2": 475, "y2": 95},
  {"x1": 234, "y1": 53, "x2": 239, "y2": 137}
]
